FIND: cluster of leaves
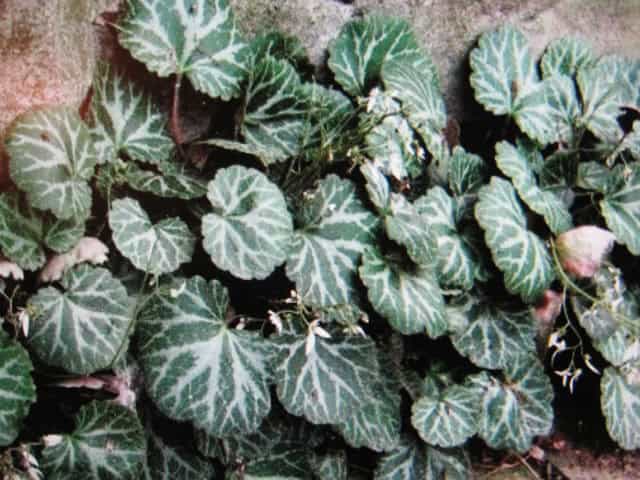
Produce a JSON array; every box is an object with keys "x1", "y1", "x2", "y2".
[{"x1": 1, "y1": 0, "x2": 640, "y2": 478}]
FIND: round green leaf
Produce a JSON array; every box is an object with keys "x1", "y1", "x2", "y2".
[
  {"x1": 601, "y1": 365, "x2": 640, "y2": 450},
  {"x1": 28, "y1": 264, "x2": 131, "y2": 374},
  {"x1": 0, "y1": 192, "x2": 47, "y2": 270},
  {"x1": 118, "y1": 0, "x2": 250, "y2": 100},
  {"x1": 41, "y1": 400, "x2": 146, "y2": 480},
  {"x1": 541, "y1": 37, "x2": 595, "y2": 78},
  {"x1": 273, "y1": 333, "x2": 378, "y2": 425},
  {"x1": 202, "y1": 166, "x2": 293, "y2": 280},
  {"x1": 475, "y1": 177, "x2": 554, "y2": 303},
  {"x1": 0, "y1": 330, "x2": 36, "y2": 447},
  {"x1": 286, "y1": 175, "x2": 378, "y2": 307},
  {"x1": 124, "y1": 160, "x2": 208, "y2": 200},
  {"x1": 137, "y1": 276, "x2": 273, "y2": 437},
  {"x1": 601, "y1": 163, "x2": 640, "y2": 255},
  {"x1": 6, "y1": 107, "x2": 98, "y2": 220},
  {"x1": 328, "y1": 16, "x2": 436, "y2": 97},
  {"x1": 109, "y1": 197, "x2": 195, "y2": 275},
  {"x1": 360, "y1": 247, "x2": 446, "y2": 338}
]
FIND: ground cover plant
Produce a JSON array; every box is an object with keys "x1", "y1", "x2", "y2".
[{"x1": 1, "y1": 0, "x2": 640, "y2": 478}]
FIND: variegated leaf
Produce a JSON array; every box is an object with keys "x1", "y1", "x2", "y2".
[
  {"x1": 0, "y1": 330, "x2": 36, "y2": 447},
  {"x1": 6, "y1": 107, "x2": 98, "y2": 220},
  {"x1": 495, "y1": 141, "x2": 572, "y2": 234},
  {"x1": 0, "y1": 192, "x2": 47, "y2": 270},
  {"x1": 601, "y1": 365, "x2": 640, "y2": 450},
  {"x1": 448, "y1": 146, "x2": 486, "y2": 197},
  {"x1": 44, "y1": 217, "x2": 86, "y2": 254},
  {"x1": 142, "y1": 423, "x2": 214, "y2": 480},
  {"x1": 90, "y1": 63, "x2": 173, "y2": 164},
  {"x1": 426, "y1": 446, "x2": 471, "y2": 480},
  {"x1": 226, "y1": 447, "x2": 310, "y2": 480},
  {"x1": 273, "y1": 333, "x2": 378, "y2": 425},
  {"x1": 374, "y1": 435, "x2": 426, "y2": 480},
  {"x1": 137, "y1": 276, "x2": 273, "y2": 437},
  {"x1": 251, "y1": 30, "x2": 309, "y2": 70},
  {"x1": 242, "y1": 55, "x2": 309, "y2": 162},
  {"x1": 109, "y1": 197, "x2": 195, "y2": 275},
  {"x1": 475, "y1": 177, "x2": 554, "y2": 303},
  {"x1": 450, "y1": 302, "x2": 537, "y2": 370},
  {"x1": 118, "y1": 0, "x2": 250, "y2": 100},
  {"x1": 541, "y1": 37, "x2": 595, "y2": 77},
  {"x1": 302, "y1": 83, "x2": 354, "y2": 151},
  {"x1": 473, "y1": 356, "x2": 553, "y2": 453},
  {"x1": 124, "y1": 159, "x2": 207, "y2": 200},
  {"x1": 309, "y1": 450, "x2": 348, "y2": 480},
  {"x1": 541, "y1": 74, "x2": 581, "y2": 145},
  {"x1": 415, "y1": 187, "x2": 476, "y2": 290},
  {"x1": 469, "y1": 26, "x2": 538, "y2": 116},
  {"x1": 577, "y1": 161, "x2": 620, "y2": 194},
  {"x1": 286, "y1": 175, "x2": 378, "y2": 307},
  {"x1": 601, "y1": 163, "x2": 640, "y2": 255},
  {"x1": 411, "y1": 383, "x2": 480, "y2": 447},
  {"x1": 202, "y1": 166, "x2": 293, "y2": 280},
  {"x1": 41, "y1": 401, "x2": 146, "y2": 480},
  {"x1": 328, "y1": 16, "x2": 437, "y2": 97},
  {"x1": 577, "y1": 58, "x2": 627, "y2": 143},
  {"x1": 27, "y1": 265, "x2": 130, "y2": 374},
  {"x1": 360, "y1": 247, "x2": 446, "y2": 337},
  {"x1": 381, "y1": 58, "x2": 446, "y2": 142}
]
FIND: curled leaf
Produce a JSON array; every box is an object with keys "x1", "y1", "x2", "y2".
[{"x1": 556, "y1": 226, "x2": 616, "y2": 278}]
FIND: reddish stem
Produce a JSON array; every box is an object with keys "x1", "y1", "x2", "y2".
[{"x1": 170, "y1": 73, "x2": 185, "y2": 148}]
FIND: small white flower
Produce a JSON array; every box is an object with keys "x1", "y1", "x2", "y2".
[
  {"x1": 554, "y1": 368, "x2": 572, "y2": 387},
  {"x1": 268, "y1": 310, "x2": 283, "y2": 334},
  {"x1": 235, "y1": 318, "x2": 246, "y2": 330},
  {"x1": 18, "y1": 308, "x2": 30, "y2": 337},
  {"x1": 569, "y1": 368, "x2": 582, "y2": 394},
  {"x1": 584, "y1": 354, "x2": 600, "y2": 375}
]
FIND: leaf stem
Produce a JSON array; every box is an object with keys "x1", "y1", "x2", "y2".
[
  {"x1": 549, "y1": 239, "x2": 598, "y2": 303},
  {"x1": 170, "y1": 73, "x2": 186, "y2": 157}
]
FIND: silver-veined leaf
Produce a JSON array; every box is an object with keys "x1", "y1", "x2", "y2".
[
  {"x1": 273, "y1": 333, "x2": 378, "y2": 425},
  {"x1": 0, "y1": 330, "x2": 36, "y2": 447},
  {"x1": 473, "y1": 356, "x2": 553, "y2": 453},
  {"x1": 241, "y1": 55, "x2": 309, "y2": 162},
  {"x1": 309, "y1": 450, "x2": 347, "y2": 480},
  {"x1": 124, "y1": 160, "x2": 208, "y2": 200},
  {"x1": 577, "y1": 58, "x2": 627, "y2": 143},
  {"x1": 577, "y1": 161, "x2": 620, "y2": 194},
  {"x1": 495, "y1": 141, "x2": 572, "y2": 234},
  {"x1": 448, "y1": 146, "x2": 486, "y2": 197},
  {"x1": 41, "y1": 400, "x2": 146, "y2": 480},
  {"x1": 601, "y1": 365, "x2": 640, "y2": 450},
  {"x1": 302, "y1": 83, "x2": 354, "y2": 151},
  {"x1": 28, "y1": 265, "x2": 130, "y2": 374},
  {"x1": 90, "y1": 63, "x2": 173, "y2": 164},
  {"x1": 202, "y1": 166, "x2": 292, "y2": 280},
  {"x1": 44, "y1": 217, "x2": 86, "y2": 254},
  {"x1": 450, "y1": 302, "x2": 537, "y2": 370},
  {"x1": 109, "y1": 197, "x2": 195, "y2": 275},
  {"x1": 364, "y1": 88, "x2": 422, "y2": 180},
  {"x1": 226, "y1": 447, "x2": 310, "y2": 480},
  {"x1": 601, "y1": 163, "x2": 640, "y2": 255},
  {"x1": 337, "y1": 349, "x2": 402, "y2": 452},
  {"x1": 328, "y1": 16, "x2": 437, "y2": 97},
  {"x1": 426, "y1": 446, "x2": 471, "y2": 480},
  {"x1": 137, "y1": 276, "x2": 272, "y2": 437},
  {"x1": 475, "y1": 177, "x2": 554, "y2": 302},
  {"x1": 360, "y1": 247, "x2": 446, "y2": 337},
  {"x1": 286, "y1": 175, "x2": 378, "y2": 307},
  {"x1": 539, "y1": 74, "x2": 581, "y2": 145},
  {"x1": 250, "y1": 30, "x2": 309, "y2": 70},
  {"x1": 6, "y1": 107, "x2": 98, "y2": 220},
  {"x1": 382, "y1": 58, "x2": 446, "y2": 141},
  {"x1": 142, "y1": 424, "x2": 214, "y2": 480},
  {"x1": 360, "y1": 162, "x2": 432, "y2": 264},
  {"x1": 469, "y1": 26, "x2": 538, "y2": 116},
  {"x1": 411, "y1": 382, "x2": 480, "y2": 448},
  {"x1": 118, "y1": 0, "x2": 250, "y2": 100},
  {"x1": 374, "y1": 435, "x2": 425, "y2": 480},
  {"x1": 541, "y1": 37, "x2": 595, "y2": 77},
  {"x1": 0, "y1": 192, "x2": 47, "y2": 270},
  {"x1": 415, "y1": 187, "x2": 476, "y2": 290}
]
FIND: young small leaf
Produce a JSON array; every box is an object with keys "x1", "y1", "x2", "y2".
[
  {"x1": 360, "y1": 247, "x2": 445, "y2": 337},
  {"x1": 328, "y1": 15, "x2": 437, "y2": 97},
  {"x1": 226, "y1": 447, "x2": 310, "y2": 480},
  {"x1": 90, "y1": 63, "x2": 173, "y2": 164},
  {"x1": 109, "y1": 197, "x2": 195, "y2": 275},
  {"x1": 124, "y1": 160, "x2": 208, "y2": 200},
  {"x1": 475, "y1": 177, "x2": 554, "y2": 303},
  {"x1": 137, "y1": 276, "x2": 273, "y2": 437},
  {"x1": 540, "y1": 37, "x2": 595, "y2": 77},
  {"x1": 273, "y1": 332, "x2": 378, "y2": 425},
  {"x1": 601, "y1": 365, "x2": 640, "y2": 450},
  {"x1": 202, "y1": 166, "x2": 293, "y2": 280},
  {"x1": 6, "y1": 107, "x2": 98, "y2": 220},
  {"x1": 286, "y1": 175, "x2": 378, "y2": 307},
  {"x1": 0, "y1": 330, "x2": 36, "y2": 447},
  {"x1": 118, "y1": 0, "x2": 250, "y2": 100},
  {"x1": 374, "y1": 435, "x2": 426, "y2": 480},
  {"x1": 448, "y1": 146, "x2": 486, "y2": 197},
  {"x1": 41, "y1": 401, "x2": 146, "y2": 479},
  {"x1": 28, "y1": 264, "x2": 131, "y2": 374}
]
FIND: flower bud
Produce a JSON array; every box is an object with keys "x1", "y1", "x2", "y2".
[{"x1": 556, "y1": 226, "x2": 616, "y2": 278}]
